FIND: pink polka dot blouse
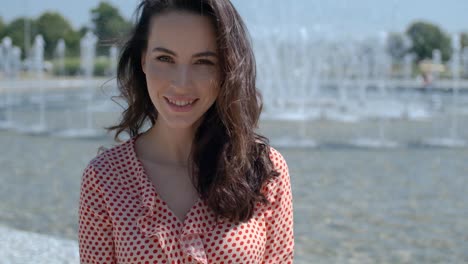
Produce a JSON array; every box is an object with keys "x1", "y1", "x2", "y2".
[{"x1": 78, "y1": 136, "x2": 294, "y2": 263}]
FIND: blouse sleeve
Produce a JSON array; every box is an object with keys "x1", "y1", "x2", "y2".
[
  {"x1": 78, "y1": 162, "x2": 116, "y2": 264},
  {"x1": 262, "y1": 149, "x2": 295, "y2": 263}
]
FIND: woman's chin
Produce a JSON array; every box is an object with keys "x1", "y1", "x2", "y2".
[{"x1": 161, "y1": 119, "x2": 201, "y2": 131}]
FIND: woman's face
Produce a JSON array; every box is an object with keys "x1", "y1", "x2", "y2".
[{"x1": 141, "y1": 11, "x2": 220, "y2": 130}]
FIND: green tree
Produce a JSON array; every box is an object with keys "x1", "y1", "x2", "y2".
[
  {"x1": 386, "y1": 32, "x2": 412, "y2": 61},
  {"x1": 0, "y1": 17, "x2": 5, "y2": 38},
  {"x1": 63, "y1": 30, "x2": 81, "y2": 57},
  {"x1": 91, "y1": 1, "x2": 131, "y2": 55},
  {"x1": 36, "y1": 12, "x2": 76, "y2": 59},
  {"x1": 79, "y1": 26, "x2": 91, "y2": 37},
  {"x1": 406, "y1": 21, "x2": 452, "y2": 62},
  {"x1": 3, "y1": 17, "x2": 38, "y2": 58},
  {"x1": 461, "y1": 32, "x2": 468, "y2": 48}
]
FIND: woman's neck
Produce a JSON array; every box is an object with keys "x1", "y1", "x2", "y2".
[{"x1": 139, "y1": 121, "x2": 195, "y2": 167}]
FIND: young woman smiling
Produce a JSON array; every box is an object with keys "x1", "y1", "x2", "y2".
[{"x1": 78, "y1": 0, "x2": 294, "y2": 263}]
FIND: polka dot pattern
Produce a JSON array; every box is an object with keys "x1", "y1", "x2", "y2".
[{"x1": 78, "y1": 137, "x2": 294, "y2": 263}]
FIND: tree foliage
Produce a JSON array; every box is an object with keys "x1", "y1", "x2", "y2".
[
  {"x1": 63, "y1": 30, "x2": 82, "y2": 57},
  {"x1": 406, "y1": 21, "x2": 452, "y2": 62},
  {"x1": 0, "y1": 17, "x2": 5, "y2": 38},
  {"x1": 2, "y1": 17, "x2": 38, "y2": 58},
  {"x1": 461, "y1": 32, "x2": 468, "y2": 49},
  {"x1": 36, "y1": 12, "x2": 75, "y2": 59},
  {"x1": 386, "y1": 32, "x2": 412, "y2": 61},
  {"x1": 91, "y1": 1, "x2": 131, "y2": 55}
]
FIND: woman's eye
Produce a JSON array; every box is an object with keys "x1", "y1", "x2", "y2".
[
  {"x1": 195, "y1": 59, "x2": 215, "y2": 65},
  {"x1": 156, "y1": 56, "x2": 173, "y2": 63}
]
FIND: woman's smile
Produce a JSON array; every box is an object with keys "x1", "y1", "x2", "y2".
[{"x1": 164, "y1": 96, "x2": 199, "y2": 112}]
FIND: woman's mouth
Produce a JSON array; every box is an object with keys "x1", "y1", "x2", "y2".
[{"x1": 164, "y1": 97, "x2": 198, "y2": 112}]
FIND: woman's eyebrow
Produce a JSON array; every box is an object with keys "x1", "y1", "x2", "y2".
[
  {"x1": 152, "y1": 47, "x2": 177, "y2": 56},
  {"x1": 193, "y1": 51, "x2": 218, "y2": 58},
  {"x1": 151, "y1": 46, "x2": 217, "y2": 58}
]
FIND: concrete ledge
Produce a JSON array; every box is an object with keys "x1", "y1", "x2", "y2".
[{"x1": 0, "y1": 225, "x2": 79, "y2": 264}]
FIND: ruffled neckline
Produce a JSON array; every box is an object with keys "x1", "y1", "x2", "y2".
[{"x1": 118, "y1": 135, "x2": 221, "y2": 263}]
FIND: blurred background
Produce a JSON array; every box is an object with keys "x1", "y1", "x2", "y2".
[{"x1": 0, "y1": 0, "x2": 467, "y2": 263}]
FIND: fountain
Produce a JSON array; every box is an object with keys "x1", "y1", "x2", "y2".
[
  {"x1": 349, "y1": 33, "x2": 400, "y2": 148},
  {"x1": 11, "y1": 47, "x2": 22, "y2": 79},
  {"x1": 248, "y1": 19, "x2": 462, "y2": 149},
  {"x1": 463, "y1": 46, "x2": 468, "y2": 77},
  {"x1": 0, "y1": 43, "x2": 3, "y2": 76},
  {"x1": 326, "y1": 42, "x2": 361, "y2": 123},
  {"x1": 80, "y1": 31, "x2": 97, "y2": 78},
  {"x1": 54, "y1": 31, "x2": 104, "y2": 138},
  {"x1": 432, "y1": 49, "x2": 442, "y2": 83},
  {"x1": 427, "y1": 49, "x2": 444, "y2": 138},
  {"x1": 15, "y1": 35, "x2": 49, "y2": 135},
  {"x1": 257, "y1": 25, "x2": 317, "y2": 148},
  {"x1": 1, "y1": 37, "x2": 13, "y2": 77},
  {"x1": 422, "y1": 34, "x2": 466, "y2": 147},
  {"x1": 109, "y1": 44, "x2": 118, "y2": 76},
  {"x1": 33, "y1": 35, "x2": 45, "y2": 79},
  {"x1": 447, "y1": 34, "x2": 465, "y2": 146},
  {"x1": 55, "y1": 39, "x2": 66, "y2": 76},
  {"x1": 0, "y1": 37, "x2": 16, "y2": 129},
  {"x1": 0, "y1": 0, "x2": 466, "y2": 149},
  {"x1": 0, "y1": 38, "x2": 24, "y2": 130},
  {"x1": 399, "y1": 53, "x2": 415, "y2": 119}
]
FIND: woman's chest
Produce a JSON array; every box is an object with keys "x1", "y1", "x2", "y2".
[
  {"x1": 143, "y1": 162, "x2": 200, "y2": 222},
  {"x1": 201, "y1": 220, "x2": 267, "y2": 263},
  {"x1": 108, "y1": 192, "x2": 267, "y2": 263}
]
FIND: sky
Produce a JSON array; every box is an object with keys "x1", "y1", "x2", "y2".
[{"x1": 1, "y1": 0, "x2": 468, "y2": 38}]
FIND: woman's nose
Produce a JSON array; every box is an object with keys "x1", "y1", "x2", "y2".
[{"x1": 171, "y1": 65, "x2": 191, "y2": 88}]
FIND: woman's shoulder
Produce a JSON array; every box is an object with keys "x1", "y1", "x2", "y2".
[
  {"x1": 264, "y1": 147, "x2": 290, "y2": 186},
  {"x1": 83, "y1": 137, "x2": 136, "y2": 179},
  {"x1": 260, "y1": 146, "x2": 292, "y2": 206},
  {"x1": 268, "y1": 147, "x2": 288, "y2": 173}
]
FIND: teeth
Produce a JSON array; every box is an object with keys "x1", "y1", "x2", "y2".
[{"x1": 167, "y1": 98, "x2": 195, "y2": 106}]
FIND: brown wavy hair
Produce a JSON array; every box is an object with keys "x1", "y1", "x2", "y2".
[{"x1": 108, "y1": 0, "x2": 279, "y2": 222}]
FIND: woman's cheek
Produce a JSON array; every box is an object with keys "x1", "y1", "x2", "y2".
[
  {"x1": 146, "y1": 61, "x2": 172, "y2": 80},
  {"x1": 192, "y1": 66, "x2": 218, "y2": 82}
]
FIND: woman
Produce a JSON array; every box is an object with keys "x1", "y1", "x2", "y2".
[{"x1": 78, "y1": 0, "x2": 294, "y2": 263}]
